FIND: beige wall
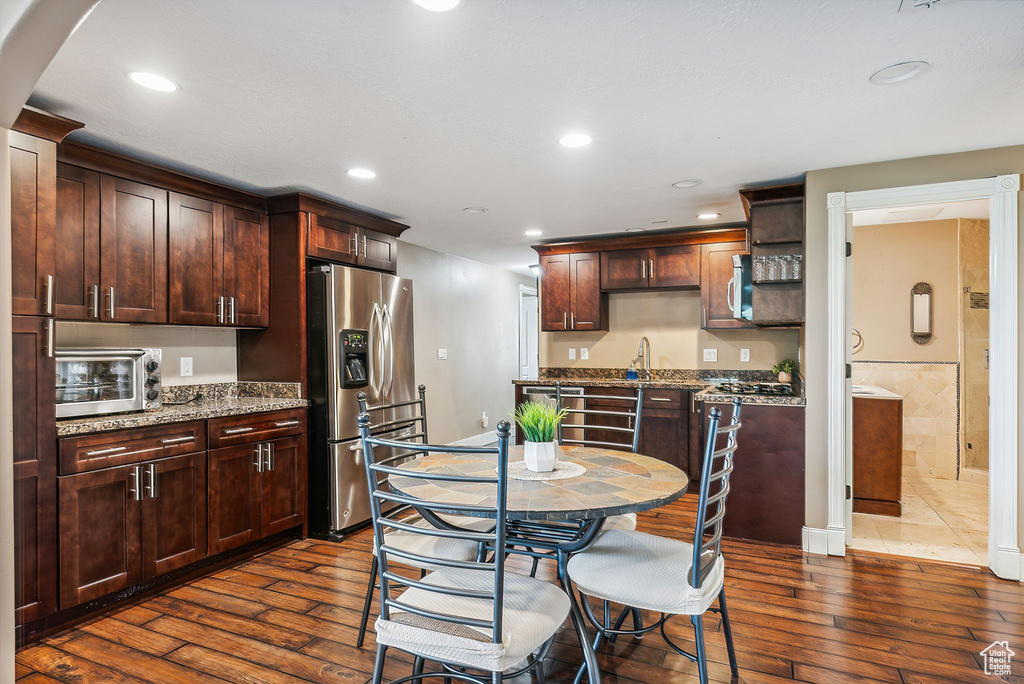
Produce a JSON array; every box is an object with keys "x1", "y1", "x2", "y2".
[
  {"x1": 540, "y1": 290, "x2": 798, "y2": 371},
  {"x1": 960, "y1": 219, "x2": 990, "y2": 471},
  {"x1": 804, "y1": 144, "x2": 1024, "y2": 532},
  {"x1": 852, "y1": 220, "x2": 960, "y2": 362},
  {"x1": 397, "y1": 241, "x2": 534, "y2": 444},
  {"x1": 56, "y1": 322, "x2": 238, "y2": 385}
]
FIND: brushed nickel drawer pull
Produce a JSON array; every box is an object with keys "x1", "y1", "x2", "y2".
[
  {"x1": 274, "y1": 420, "x2": 301, "y2": 427},
  {"x1": 161, "y1": 436, "x2": 195, "y2": 445},
  {"x1": 650, "y1": 397, "x2": 672, "y2": 403},
  {"x1": 85, "y1": 446, "x2": 128, "y2": 457},
  {"x1": 224, "y1": 426, "x2": 255, "y2": 435}
]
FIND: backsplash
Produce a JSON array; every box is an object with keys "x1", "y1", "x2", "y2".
[
  {"x1": 162, "y1": 381, "x2": 302, "y2": 403},
  {"x1": 539, "y1": 367, "x2": 780, "y2": 382}
]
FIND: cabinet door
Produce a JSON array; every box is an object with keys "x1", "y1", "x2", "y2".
[
  {"x1": 208, "y1": 444, "x2": 262, "y2": 554},
  {"x1": 99, "y1": 176, "x2": 168, "y2": 322},
  {"x1": 600, "y1": 249, "x2": 649, "y2": 290},
  {"x1": 58, "y1": 465, "x2": 142, "y2": 608},
  {"x1": 55, "y1": 164, "x2": 101, "y2": 320},
  {"x1": 307, "y1": 214, "x2": 357, "y2": 264},
  {"x1": 569, "y1": 252, "x2": 603, "y2": 331},
  {"x1": 357, "y1": 227, "x2": 398, "y2": 272},
  {"x1": 141, "y1": 452, "x2": 208, "y2": 579},
  {"x1": 13, "y1": 317, "x2": 57, "y2": 624},
  {"x1": 223, "y1": 206, "x2": 270, "y2": 326},
  {"x1": 852, "y1": 397, "x2": 903, "y2": 516},
  {"x1": 688, "y1": 395, "x2": 703, "y2": 491},
  {"x1": 10, "y1": 132, "x2": 56, "y2": 317},
  {"x1": 168, "y1": 193, "x2": 223, "y2": 325},
  {"x1": 639, "y1": 409, "x2": 687, "y2": 472},
  {"x1": 261, "y1": 435, "x2": 306, "y2": 536},
  {"x1": 539, "y1": 254, "x2": 570, "y2": 331},
  {"x1": 650, "y1": 245, "x2": 699, "y2": 289},
  {"x1": 700, "y1": 242, "x2": 751, "y2": 330}
]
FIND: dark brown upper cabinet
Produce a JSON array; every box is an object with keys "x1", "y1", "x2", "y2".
[
  {"x1": 13, "y1": 317, "x2": 57, "y2": 626},
  {"x1": 99, "y1": 176, "x2": 168, "y2": 323},
  {"x1": 54, "y1": 164, "x2": 101, "y2": 320},
  {"x1": 740, "y1": 183, "x2": 805, "y2": 325},
  {"x1": 307, "y1": 214, "x2": 397, "y2": 272},
  {"x1": 539, "y1": 252, "x2": 607, "y2": 332},
  {"x1": 700, "y1": 241, "x2": 753, "y2": 330},
  {"x1": 168, "y1": 194, "x2": 270, "y2": 327},
  {"x1": 10, "y1": 132, "x2": 56, "y2": 317},
  {"x1": 601, "y1": 245, "x2": 699, "y2": 291}
]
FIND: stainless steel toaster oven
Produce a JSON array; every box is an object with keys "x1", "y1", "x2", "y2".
[{"x1": 55, "y1": 348, "x2": 162, "y2": 418}]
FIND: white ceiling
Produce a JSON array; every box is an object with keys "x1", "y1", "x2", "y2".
[
  {"x1": 30, "y1": 0, "x2": 1024, "y2": 274},
  {"x1": 852, "y1": 198, "x2": 989, "y2": 226}
]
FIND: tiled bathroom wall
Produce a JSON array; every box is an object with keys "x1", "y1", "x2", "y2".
[{"x1": 852, "y1": 361, "x2": 959, "y2": 480}]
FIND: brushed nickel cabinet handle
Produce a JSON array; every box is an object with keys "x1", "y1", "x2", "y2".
[
  {"x1": 160, "y1": 436, "x2": 195, "y2": 445},
  {"x1": 44, "y1": 274, "x2": 54, "y2": 315},
  {"x1": 650, "y1": 259, "x2": 654, "y2": 279},
  {"x1": 108, "y1": 287, "x2": 116, "y2": 319},
  {"x1": 129, "y1": 465, "x2": 142, "y2": 501},
  {"x1": 274, "y1": 420, "x2": 301, "y2": 427},
  {"x1": 267, "y1": 442, "x2": 275, "y2": 471},
  {"x1": 650, "y1": 396, "x2": 672, "y2": 402},
  {"x1": 253, "y1": 444, "x2": 264, "y2": 472},
  {"x1": 85, "y1": 445, "x2": 128, "y2": 457},
  {"x1": 217, "y1": 296, "x2": 224, "y2": 324},
  {"x1": 46, "y1": 319, "x2": 54, "y2": 358},
  {"x1": 90, "y1": 284, "x2": 100, "y2": 319},
  {"x1": 363, "y1": 235, "x2": 368, "y2": 257},
  {"x1": 230, "y1": 297, "x2": 236, "y2": 324},
  {"x1": 563, "y1": 312, "x2": 567, "y2": 330},
  {"x1": 642, "y1": 260, "x2": 646, "y2": 279},
  {"x1": 571, "y1": 312, "x2": 576, "y2": 329},
  {"x1": 144, "y1": 463, "x2": 159, "y2": 498},
  {"x1": 224, "y1": 426, "x2": 255, "y2": 435},
  {"x1": 352, "y1": 233, "x2": 359, "y2": 257}
]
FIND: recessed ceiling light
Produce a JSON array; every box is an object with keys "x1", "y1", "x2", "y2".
[
  {"x1": 128, "y1": 72, "x2": 177, "y2": 92},
  {"x1": 869, "y1": 61, "x2": 929, "y2": 85},
  {"x1": 524, "y1": 229, "x2": 543, "y2": 237},
  {"x1": 413, "y1": 0, "x2": 460, "y2": 10},
  {"x1": 559, "y1": 133, "x2": 592, "y2": 148},
  {"x1": 697, "y1": 212, "x2": 721, "y2": 220},
  {"x1": 347, "y1": 168, "x2": 376, "y2": 179},
  {"x1": 672, "y1": 179, "x2": 702, "y2": 189},
  {"x1": 624, "y1": 227, "x2": 647, "y2": 233},
  {"x1": 463, "y1": 206, "x2": 488, "y2": 213}
]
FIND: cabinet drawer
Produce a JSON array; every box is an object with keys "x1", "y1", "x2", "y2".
[
  {"x1": 208, "y1": 409, "x2": 307, "y2": 448},
  {"x1": 583, "y1": 387, "x2": 636, "y2": 408},
  {"x1": 60, "y1": 421, "x2": 206, "y2": 475},
  {"x1": 643, "y1": 389, "x2": 683, "y2": 410}
]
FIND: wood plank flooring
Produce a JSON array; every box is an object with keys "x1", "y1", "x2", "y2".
[{"x1": 16, "y1": 497, "x2": 1023, "y2": 683}]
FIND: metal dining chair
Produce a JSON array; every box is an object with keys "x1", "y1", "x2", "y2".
[
  {"x1": 565, "y1": 398, "x2": 743, "y2": 684},
  {"x1": 358, "y1": 416, "x2": 570, "y2": 684},
  {"x1": 355, "y1": 386, "x2": 494, "y2": 648}
]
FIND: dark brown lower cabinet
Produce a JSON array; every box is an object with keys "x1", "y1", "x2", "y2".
[
  {"x1": 58, "y1": 452, "x2": 208, "y2": 609},
  {"x1": 853, "y1": 397, "x2": 903, "y2": 517},
  {"x1": 208, "y1": 433, "x2": 307, "y2": 554},
  {"x1": 640, "y1": 408, "x2": 687, "y2": 473}
]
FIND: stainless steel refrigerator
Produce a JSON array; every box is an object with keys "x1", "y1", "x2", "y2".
[{"x1": 307, "y1": 263, "x2": 416, "y2": 539}]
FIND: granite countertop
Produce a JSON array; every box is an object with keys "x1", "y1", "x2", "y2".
[
  {"x1": 56, "y1": 382, "x2": 310, "y2": 436},
  {"x1": 513, "y1": 368, "x2": 806, "y2": 406}
]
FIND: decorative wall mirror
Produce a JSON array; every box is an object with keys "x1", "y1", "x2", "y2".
[{"x1": 911, "y1": 282, "x2": 932, "y2": 345}]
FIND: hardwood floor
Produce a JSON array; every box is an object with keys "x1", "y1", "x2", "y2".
[{"x1": 16, "y1": 497, "x2": 1021, "y2": 683}]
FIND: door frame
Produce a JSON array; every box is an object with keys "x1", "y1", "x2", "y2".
[
  {"x1": 518, "y1": 284, "x2": 539, "y2": 381},
  {"x1": 825, "y1": 174, "x2": 1022, "y2": 580}
]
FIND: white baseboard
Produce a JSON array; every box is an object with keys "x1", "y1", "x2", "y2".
[
  {"x1": 990, "y1": 544, "x2": 1024, "y2": 581},
  {"x1": 802, "y1": 527, "x2": 829, "y2": 555},
  {"x1": 448, "y1": 429, "x2": 502, "y2": 447}
]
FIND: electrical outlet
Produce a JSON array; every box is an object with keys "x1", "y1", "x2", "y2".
[
  {"x1": 180, "y1": 357, "x2": 193, "y2": 377},
  {"x1": 703, "y1": 348, "x2": 718, "y2": 363},
  {"x1": 740, "y1": 348, "x2": 750, "y2": 363},
  {"x1": 568, "y1": 348, "x2": 576, "y2": 360},
  {"x1": 580, "y1": 347, "x2": 589, "y2": 360},
  {"x1": 437, "y1": 348, "x2": 447, "y2": 360},
  {"x1": 481, "y1": 412, "x2": 489, "y2": 428}
]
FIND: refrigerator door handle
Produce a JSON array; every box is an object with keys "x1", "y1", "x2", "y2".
[{"x1": 383, "y1": 306, "x2": 395, "y2": 398}]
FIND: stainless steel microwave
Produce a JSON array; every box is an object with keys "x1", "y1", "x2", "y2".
[{"x1": 55, "y1": 349, "x2": 162, "y2": 418}]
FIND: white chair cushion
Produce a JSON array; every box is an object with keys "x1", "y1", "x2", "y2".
[
  {"x1": 374, "y1": 515, "x2": 492, "y2": 569},
  {"x1": 375, "y1": 567, "x2": 570, "y2": 672},
  {"x1": 566, "y1": 529, "x2": 725, "y2": 615}
]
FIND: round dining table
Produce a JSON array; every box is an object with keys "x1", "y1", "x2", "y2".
[{"x1": 389, "y1": 443, "x2": 689, "y2": 684}]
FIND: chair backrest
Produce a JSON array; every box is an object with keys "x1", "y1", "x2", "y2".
[
  {"x1": 358, "y1": 414, "x2": 512, "y2": 643},
  {"x1": 555, "y1": 383, "x2": 644, "y2": 453},
  {"x1": 357, "y1": 384, "x2": 429, "y2": 465},
  {"x1": 691, "y1": 398, "x2": 742, "y2": 589}
]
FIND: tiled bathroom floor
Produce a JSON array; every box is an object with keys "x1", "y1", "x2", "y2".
[{"x1": 850, "y1": 476, "x2": 989, "y2": 565}]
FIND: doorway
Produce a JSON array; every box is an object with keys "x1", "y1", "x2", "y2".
[
  {"x1": 847, "y1": 200, "x2": 989, "y2": 565},
  {"x1": 518, "y1": 285, "x2": 539, "y2": 381},
  {"x1": 825, "y1": 175, "x2": 1022, "y2": 580}
]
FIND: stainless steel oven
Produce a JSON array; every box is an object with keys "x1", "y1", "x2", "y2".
[{"x1": 55, "y1": 348, "x2": 162, "y2": 418}]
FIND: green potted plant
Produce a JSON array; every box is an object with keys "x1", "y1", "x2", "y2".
[
  {"x1": 773, "y1": 359, "x2": 797, "y2": 384},
  {"x1": 513, "y1": 401, "x2": 568, "y2": 472}
]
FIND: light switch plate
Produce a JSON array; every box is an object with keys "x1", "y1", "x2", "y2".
[
  {"x1": 180, "y1": 357, "x2": 193, "y2": 377},
  {"x1": 437, "y1": 348, "x2": 447, "y2": 360},
  {"x1": 580, "y1": 347, "x2": 589, "y2": 360},
  {"x1": 703, "y1": 348, "x2": 718, "y2": 362},
  {"x1": 568, "y1": 348, "x2": 576, "y2": 360},
  {"x1": 740, "y1": 348, "x2": 750, "y2": 363}
]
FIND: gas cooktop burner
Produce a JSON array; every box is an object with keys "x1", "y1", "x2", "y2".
[{"x1": 709, "y1": 382, "x2": 794, "y2": 396}]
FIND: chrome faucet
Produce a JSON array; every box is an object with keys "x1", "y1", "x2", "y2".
[{"x1": 637, "y1": 336, "x2": 652, "y2": 380}]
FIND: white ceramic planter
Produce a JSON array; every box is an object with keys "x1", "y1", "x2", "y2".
[
  {"x1": 523, "y1": 441, "x2": 557, "y2": 472},
  {"x1": 778, "y1": 371, "x2": 793, "y2": 383}
]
